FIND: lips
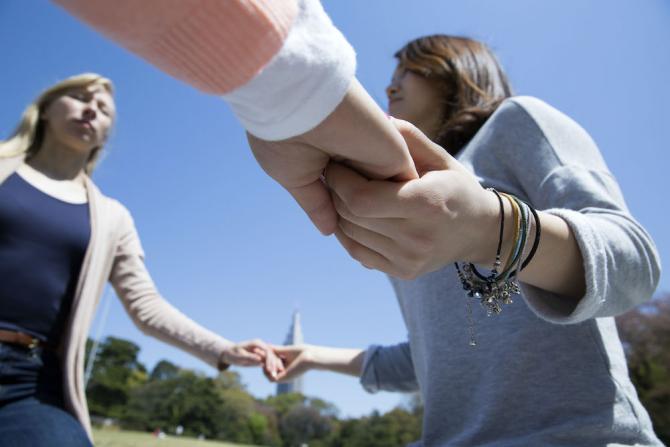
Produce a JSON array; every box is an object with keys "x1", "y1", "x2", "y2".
[{"x1": 75, "y1": 120, "x2": 95, "y2": 133}]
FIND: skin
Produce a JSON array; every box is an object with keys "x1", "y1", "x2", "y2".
[
  {"x1": 246, "y1": 78, "x2": 418, "y2": 236},
  {"x1": 266, "y1": 64, "x2": 587, "y2": 381},
  {"x1": 29, "y1": 85, "x2": 116, "y2": 181},
  {"x1": 30, "y1": 84, "x2": 284, "y2": 376},
  {"x1": 386, "y1": 66, "x2": 443, "y2": 140}
]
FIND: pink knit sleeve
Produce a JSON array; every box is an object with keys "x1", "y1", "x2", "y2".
[{"x1": 53, "y1": 0, "x2": 298, "y2": 94}]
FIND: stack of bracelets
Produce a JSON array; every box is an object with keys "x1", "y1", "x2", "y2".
[{"x1": 455, "y1": 188, "x2": 541, "y2": 334}]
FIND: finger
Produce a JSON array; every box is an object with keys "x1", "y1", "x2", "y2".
[
  {"x1": 252, "y1": 347, "x2": 267, "y2": 359},
  {"x1": 263, "y1": 367, "x2": 278, "y2": 383},
  {"x1": 265, "y1": 353, "x2": 278, "y2": 379},
  {"x1": 274, "y1": 355, "x2": 309, "y2": 383},
  {"x1": 338, "y1": 218, "x2": 399, "y2": 262},
  {"x1": 258, "y1": 344, "x2": 284, "y2": 377},
  {"x1": 391, "y1": 118, "x2": 460, "y2": 174},
  {"x1": 286, "y1": 180, "x2": 338, "y2": 235},
  {"x1": 334, "y1": 228, "x2": 399, "y2": 276},
  {"x1": 232, "y1": 349, "x2": 263, "y2": 366},
  {"x1": 325, "y1": 162, "x2": 413, "y2": 218},
  {"x1": 332, "y1": 194, "x2": 408, "y2": 239},
  {"x1": 268, "y1": 349, "x2": 284, "y2": 378}
]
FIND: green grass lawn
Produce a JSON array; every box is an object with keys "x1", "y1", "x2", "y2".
[{"x1": 92, "y1": 429, "x2": 261, "y2": 447}]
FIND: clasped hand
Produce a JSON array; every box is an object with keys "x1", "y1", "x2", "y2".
[
  {"x1": 327, "y1": 118, "x2": 500, "y2": 280},
  {"x1": 234, "y1": 120, "x2": 501, "y2": 383}
]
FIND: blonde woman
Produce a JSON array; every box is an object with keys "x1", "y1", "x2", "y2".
[{"x1": 0, "y1": 74, "x2": 281, "y2": 445}]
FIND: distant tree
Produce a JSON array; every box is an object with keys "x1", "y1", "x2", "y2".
[
  {"x1": 150, "y1": 359, "x2": 180, "y2": 381},
  {"x1": 123, "y1": 370, "x2": 226, "y2": 438},
  {"x1": 264, "y1": 392, "x2": 307, "y2": 419},
  {"x1": 86, "y1": 336, "x2": 147, "y2": 418},
  {"x1": 210, "y1": 370, "x2": 282, "y2": 445},
  {"x1": 328, "y1": 407, "x2": 422, "y2": 447},
  {"x1": 280, "y1": 405, "x2": 333, "y2": 447},
  {"x1": 124, "y1": 368, "x2": 281, "y2": 445},
  {"x1": 617, "y1": 293, "x2": 670, "y2": 444},
  {"x1": 264, "y1": 393, "x2": 338, "y2": 447}
]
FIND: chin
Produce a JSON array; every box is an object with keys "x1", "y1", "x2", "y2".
[{"x1": 63, "y1": 137, "x2": 97, "y2": 155}]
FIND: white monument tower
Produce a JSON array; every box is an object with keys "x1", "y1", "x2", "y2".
[{"x1": 277, "y1": 310, "x2": 304, "y2": 395}]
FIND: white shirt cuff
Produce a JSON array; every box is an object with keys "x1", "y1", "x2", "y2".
[{"x1": 222, "y1": 0, "x2": 357, "y2": 141}]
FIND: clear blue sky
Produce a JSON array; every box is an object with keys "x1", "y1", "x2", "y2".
[{"x1": 1, "y1": 0, "x2": 669, "y2": 418}]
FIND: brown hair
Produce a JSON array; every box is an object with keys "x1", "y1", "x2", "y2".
[{"x1": 395, "y1": 35, "x2": 512, "y2": 155}]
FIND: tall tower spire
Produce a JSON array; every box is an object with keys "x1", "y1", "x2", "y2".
[{"x1": 277, "y1": 310, "x2": 304, "y2": 395}]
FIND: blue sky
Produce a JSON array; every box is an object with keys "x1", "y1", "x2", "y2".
[{"x1": 1, "y1": 0, "x2": 669, "y2": 418}]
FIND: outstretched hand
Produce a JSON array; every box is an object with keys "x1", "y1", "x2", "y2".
[{"x1": 266, "y1": 344, "x2": 317, "y2": 383}]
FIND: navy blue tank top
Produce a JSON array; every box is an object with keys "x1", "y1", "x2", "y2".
[{"x1": 0, "y1": 172, "x2": 90, "y2": 343}]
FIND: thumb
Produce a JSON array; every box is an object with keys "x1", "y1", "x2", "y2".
[
  {"x1": 286, "y1": 180, "x2": 338, "y2": 236},
  {"x1": 390, "y1": 118, "x2": 459, "y2": 175}
]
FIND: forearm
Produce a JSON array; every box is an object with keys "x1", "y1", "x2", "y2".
[
  {"x1": 516, "y1": 212, "x2": 585, "y2": 303},
  {"x1": 475, "y1": 191, "x2": 660, "y2": 323},
  {"x1": 476, "y1": 192, "x2": 586, "y2": 302},
  {"x1": 307, "y1": 345, "x2": 365, "y2": 377}
]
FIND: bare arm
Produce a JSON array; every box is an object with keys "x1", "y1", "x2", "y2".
[{"x1": 271, "y1": 344, "x2": 365, "y2": 382}]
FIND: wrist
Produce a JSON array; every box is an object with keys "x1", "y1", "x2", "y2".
[
  {"x1": 217, "y1": 348, "x2": 231, "y2": 371},
  {"x1": 302, "y1": 344, "x2": 325, "y2": 370},
  {"x1": 468, "y1": 189, "x2": 505, "y2": 266}
]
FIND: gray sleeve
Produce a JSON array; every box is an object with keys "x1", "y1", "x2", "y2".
[
  {"x1": 484, "y1": 97, "x2": 661, "y2": 324},
  {"x1": 359, "y1": 341, "x2": 419, "y2": 393}
]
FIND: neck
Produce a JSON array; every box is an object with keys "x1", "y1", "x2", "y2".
[{"x1": 27, "y1": 136, "x2": 90, "y2": 181}]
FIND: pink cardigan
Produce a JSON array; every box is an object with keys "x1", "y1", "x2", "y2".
[
  {"x1": 54, "y1": 0, "x2": 299, "y2": 95},
  {"x1": 53, "y1": 0, "x2": 357, "y2": 141},
  {"x1": 0, "y1": 155, "x2": 233, "y2": 440}
]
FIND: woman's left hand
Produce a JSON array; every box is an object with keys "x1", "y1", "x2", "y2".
[{"x1": 326, "y1": 118, "x2": 500, "y2": 280}]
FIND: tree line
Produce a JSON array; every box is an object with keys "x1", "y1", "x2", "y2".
[
  {"x1": 84, "y1": 337, "x2": 421, "y2": 446},
  {"x1": 86, "y1": 292, "x2": 669, "y2": 446}
]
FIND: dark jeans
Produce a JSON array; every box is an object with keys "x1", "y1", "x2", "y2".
[{"x1": 0, "y1": 341, "x2": 92, "y2": 446}]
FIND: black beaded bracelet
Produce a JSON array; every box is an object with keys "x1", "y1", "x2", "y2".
[{"x1": 469, "y1": 188, "x2": 505, "y2": 282}]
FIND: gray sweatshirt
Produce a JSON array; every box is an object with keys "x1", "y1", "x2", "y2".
[{"x1": 360, "y1": 97, "x2": 663, "y2": 447}]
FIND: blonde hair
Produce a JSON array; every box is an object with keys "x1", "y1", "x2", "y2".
[{"x1": 0, "y1": 73, "x2": 114, "y2": 175}]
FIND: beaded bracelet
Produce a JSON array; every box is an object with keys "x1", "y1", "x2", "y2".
[{"x1": 455, "y1": 189, "x2": 541, "y2": 345}]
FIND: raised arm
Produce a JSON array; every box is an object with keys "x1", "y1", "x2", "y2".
[{"x1": 54, "y1": 0, "x2": 417, "y2": 234}]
